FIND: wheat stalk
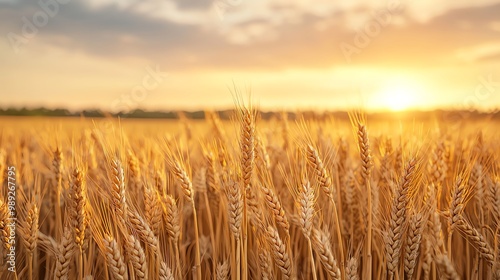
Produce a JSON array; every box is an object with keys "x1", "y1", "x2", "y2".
[
  {"x1": 70, "y1": 167, "x2": 88, "y2": 280},
  {"x1": 169, "y1": 158, "x2": 201, "y2": 279},
  {"x1": 216, "y1": 260, "x2": 230, "y2": 280},
  {"x1": 127, "y1": 210, "x2": 159, "y2": 253},
  {"x1": 495, "y1": 230, "x2": 500, "y2": 280},
  {"x1": 258, "y1": 244, "x2": 273, "y2": 280},
  {"x1": 160, "y1": 195, "x2": 182, "y2": 278},
  {"x1": 456, "y1": 216, "x2": 495, "y2": 265},
  {"x1": 299, "y1": 181, "x2": 315, "y2": 239},
  {"x1": 103, "y1": 235, "x2": 128, "y2": 280},
  {"x1": 37, "y1": 231, "x2": 57, "y2": 255},
  {"x1": 144, "y1": 184, "x2": 162, "y2": 236},
  {"x1": 21, "y1": 203, "x2": 39, "y2": 253},
  {"x1": 266, "y1": 225, "x2": 293, "y2": 279},
  {"x1": 0, "y1": 200, "x2": 10, "y2": 255},
  {"x1": 127, "y1": 150, "x2": 142, "y2": 199},
  {"x1": 489, "y1": 180, "x2": 500, "y2": 221},
  {"x1": 54, "y1": 227, "x2": 74, "y2": 280},
  {"x1": 346, "y1": 257, "x2": 360, "y2": 280},
  {"x1": 159, "y1": 261, "x2": 174, "y2": 280},
  {"x1": 260, "y1": 183, "x2": 289, "y2": 232},
  {"x1": 298, "y1": 180, "x2": 318, "y2": 280},
  {"x1": 351, "y1": 115, "x2": 373, "y2": 280},
  {"x1": 306, "y1": 145, "x2": 334, "y2": 199},
  {"x1": 448, "y1": 175, "x2": 468, "y2": 258},
  {"x1": 422, "y1": 239, "x2": 433, "y2": 280},
  {"x1": 225, "y1": 180, "x2": 243, "y2": 240},
  {"x1": 385, "y1": 157, "x2": 417, "y2": 280},
  {"x1": 312, "y1": 228, "x2": 341, "y2": 280},
  {"x1": 205, "y1": 151, "x2": 221, "y2": 211},
  {"x1": 52, "y1": 148, "x2": 63, "y2": 234},
  {"x1": 125, "y1": 234, "x2": 148, "y2": 280},
  {"x1": 240, "y1": 107, "x2": 255, "y2": 190},
  {"x1": 111, "y1": 159, "x2": 128, "y2": 225},
  {"x1": 171, "y1": 160, "x2": 194, "y2": 202},
  {"x1": 240, "y1": 107, "x2": 255, "y2": 280},
  {"x1": 224, "y1": 178, "x2": 243, "y2": 279},
  {"x1": 436, "y1": 254, "x2": 459, "y2": 280},
  {"x1": 20, "y1": 202, "x2": 38, "y2": 280},
  {"x1": 70, "y1": 168, "x2": 88, "y2": 249},
  {"x1": 429, "y1": 207, "x2": 446, "y2": 253},
  {"x1": 404, "y1": 211, "x2": 426, "y2": 280},
  {"x1": 306, "y1": 144, "x2": 344, "y2": 268}
]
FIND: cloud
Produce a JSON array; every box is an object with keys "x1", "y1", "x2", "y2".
[
  {"x1": 1, "y1": 0, "x2": 221, "y2": 63},
  {"x1": 173, "y1": 0, "x2": 213, "y2": 11},
  {"x1": 1, "y1": 0, "x2": 500, "y2": 71}
]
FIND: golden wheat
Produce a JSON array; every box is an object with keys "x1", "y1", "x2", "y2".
[{"x1": 0, "y1": 111, "x2": 498, "y2": 279}]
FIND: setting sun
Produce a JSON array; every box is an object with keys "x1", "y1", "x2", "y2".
[{"x1": 378, "y1": 80, "x2": 421, "y2": 111}]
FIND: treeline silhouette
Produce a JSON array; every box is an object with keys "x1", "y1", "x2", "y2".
[{"x1": 0, "y1": 107, "x2": 499, "y2": 121}]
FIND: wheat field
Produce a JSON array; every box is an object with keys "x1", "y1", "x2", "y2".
[{"x1": 0, "y1": 111, "x2": 499, "y2": 280}]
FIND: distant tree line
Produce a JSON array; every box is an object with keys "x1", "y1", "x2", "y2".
[{"x1": 0, "y1": 107, "x2": 498, "y2": 121}]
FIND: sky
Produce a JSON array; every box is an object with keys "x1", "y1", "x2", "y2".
[{"x1": 1, "y1": 0, "x2": 500, "y2": 112}]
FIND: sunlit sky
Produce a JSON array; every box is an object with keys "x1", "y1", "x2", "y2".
[{"x1": 1, "y1": 0, "x2": 500, "y2": 112}]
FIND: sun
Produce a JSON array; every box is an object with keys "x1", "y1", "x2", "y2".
[{"x1": 378, "y1": 81, "x2": 420, "y2": 111}]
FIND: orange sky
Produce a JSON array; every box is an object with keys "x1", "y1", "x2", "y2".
[{"x1": 1, "y1": 0, "x2": 500, "y2": 112}]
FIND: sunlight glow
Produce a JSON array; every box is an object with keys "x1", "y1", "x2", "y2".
[{"x1": 377, "y1": 80, "x2": 421, "y2": 111}]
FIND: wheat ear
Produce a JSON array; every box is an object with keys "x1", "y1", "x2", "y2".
[
  {"x1": 258, "y1": 244, "x2": 273, "y2": 280},
  {"x1": 495, "y1": 229, "x2": 500, "y2": 279},
  {"x1": 266, "y1": 225, "x2": 293, "y2": 279},
  {"x1": 312, "y1": 228, "x2": 341, "y2": 280},
  {"x1": 52, "y1": 148, "x2": 63, "y2": 234},
  {"x1": 37, "y1": 231, "x2": 57, "y2": 255},
  {"x1": 306, "y1": 145, "x2": 344, "y2": 267},
  {"x1": 216, "y1": 260, "x2": 230, "y2": 280},
  {"x1": 240, "y1": 107, "x2": 255, "y2": 280},
  {"x1": 171, "y1": 161, "x2": 195, "y2": 202},
  {"x1": 111, "y1": 159, "x2": 128, "y2": 225},
  {"x1": 448, "y1": 175, "x2": 467, "y2": 256},
  {"x1": 0, "y1": 200, "x2": 11, "y2": 254},
  {"x1": 70, "y1": 168, "x2": 88, "y2": 280},
  {"x1": 436, "y1": 254, "x2": 459, "y2": 280},
  {"x1": 225, "y1": 180, "x2": 243, "y2": 240},
  {"x1": 346, "y1": 257, "x2": 360, "y2": 280},
  {"x1": 54, "y1": 227, "x2": 74, "y2": 280},
  {"x1": 224, "y1": 179, "x2": 243, "y2": 279},
  {"x1": 353, "y1": 118, "x2": 374, "y2": 280},
  {"x1": 103, "y1": 235, "x2": 128, "y2": 280},
  {"x1": 170, "y1": 159, "x2": 201, "y2": 280},
  {"x1": 144, "y1": 184, "x2": 162, "y2": 236},
  {"x1": 70, "y1": 168, "x2": 87, "y2": 249},
  {"x1": 161, "y1": 195, "x2": 182, "y2": 278},
  {"x1": 299, "y1": 180, "x2": 315, "y2": 239},
  {"x1": 127, "y1": 210, "x2": 159, "y2": 253},
  {"x1": 299, "y1": 181, "x2": 317, "y2": 280},
  {"x1": 385, "y1": 157, "x2": 417, "y2": 280},
  {"x1": 159, "y1": 261, "x2": 174, "y2": 280},
  {"x1": 125, "y1": 235, "x2": 148, "y2": 280},
  {"x1": 260, "y1": 183, "x2": 289, "y2": 232},
  {"x1": 404, "y1": 211, "x2": 426, "y2": 280},
  {"x1": 20, "y1": 203, "x2": 38, "y2": 280},
  {"x1": 456, "y1": 216, "x2": 495, "y2": 265}
]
